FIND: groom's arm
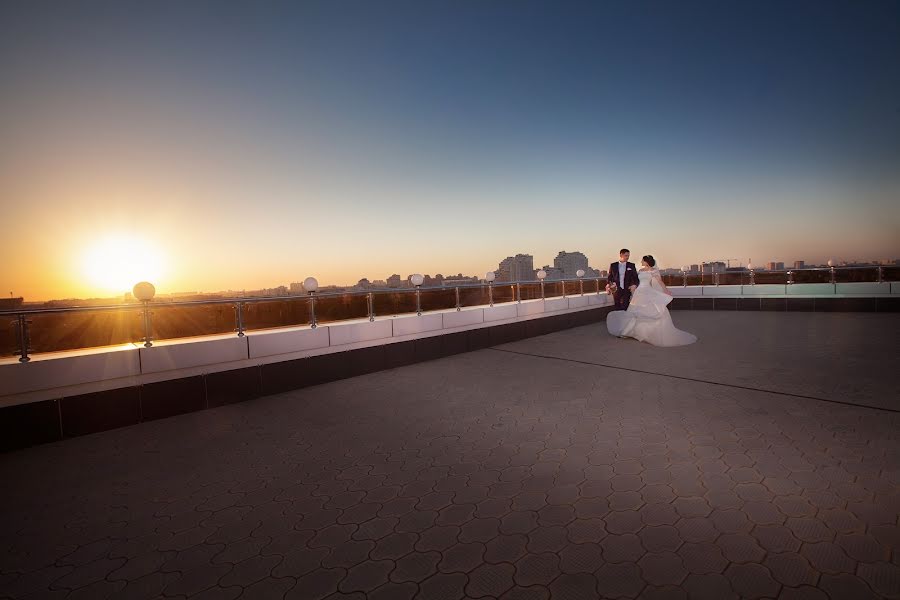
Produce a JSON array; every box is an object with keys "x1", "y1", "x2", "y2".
[{"x1": 607, "y1": 263, "x2": 616, "y2": 285}]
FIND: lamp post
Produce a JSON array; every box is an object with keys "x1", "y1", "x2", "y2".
[
  {"x1": 827, "y1": 259, "x2": 835, "y2": 284},
  {"x1": 537, "y1": 269, "x2": 547, "y2": 299},
  {"x1": 410, "y1": 273, "x2": 424, "y2": 315},
  {"x1": 304, "y1": 277, "x2": 318, "y2": 328},
  {"x1": 485, "y1": 271, "x2": 496, "y2": 307},
  {"x1": 681, "y1": 266, "x2": 688, "y2": 287},
  {"x1": 576, "y1": 269, "x2": 585, "y2": 296},
  {"x1": 133, "y1": 282, "x2": 156, "y2": 348},
  {"x1": 747, "y1": 261, "x2": 755, "y2": 286}
]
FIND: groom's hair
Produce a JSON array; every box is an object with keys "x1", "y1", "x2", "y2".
[
  {"x1": 643, "y1": 255, "x2": 656, "y2": 267},
  {"x1": 619, "y1": 248, "x2": 629, "y2": 255}
]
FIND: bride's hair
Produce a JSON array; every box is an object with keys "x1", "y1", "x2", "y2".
[{"x1": 642, "y1": 255, "x2": 656, "y2": 267}]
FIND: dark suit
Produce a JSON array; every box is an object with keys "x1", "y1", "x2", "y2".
[{"x1": 608, "y1": 261, "x2": 639, "y2": 310}]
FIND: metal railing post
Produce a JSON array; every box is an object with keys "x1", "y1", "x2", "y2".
[
  {"x1": 140, "y1": 301, "x2": 153, "y2": 348},
  {"x1": 367, "y1": 292, "x2": 374, "y2": 322},
  {"x1": 415, "y1": 286, "x2": 422, "y2": 316},
  {"x1": 234, "y1": 302, "x2": 246, "y2": 337},
  {"x1": 579, "y1": 279, "x2": 584, "y2": 296},
  {"x1": 308, "y1": 292, "x2": 317, "y2": 329},
  {"x1": 682, "y1": 271, "x2": 687, "y2": 287},
  {"x1": 596, "y1": 278, "x2": 601, "y2": 294},
  {"x1": 540, "y1": 279, "x2": 545, "y2": 300},
  {"x1": 455, "y1": 287, "x2": 461, "y2": 311},
  {"x1": 15, "y1": 314, "x2": 31, "y2": 363},
  {"x1": 787, "y1": 271, "x2": 794, "y2": 285},
  {"x1": 877, "y1": 266, "x2": 883, "y2": 283},
  {"x1": 561, "y1": 280, "x2": 566, "y2": 298},
  {"x1": 829, "y1": 266, "x2": 836, "y2": 285},
  {"x1": 749, "y1": 268, "x2": 756, "y2": 286},
  {"x1": 516, "y1": 283, "x2": 521, "y2": 303},
  {"x1": 488, "y1": 282, "x2": 494, "y2": 307},
  {"x1": 714, "y1": 272, "x2": 720, "y2": 286}
]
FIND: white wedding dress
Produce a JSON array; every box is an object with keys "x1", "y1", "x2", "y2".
[{"x1": 607, "y1": 269, "x2": 697, "y2": 347}]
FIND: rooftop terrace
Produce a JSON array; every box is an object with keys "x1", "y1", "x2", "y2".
[{"x1": 1, "y1": 311, "x2": 898, "y2": 599}]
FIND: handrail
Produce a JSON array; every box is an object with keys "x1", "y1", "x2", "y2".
[{"x1": 2, "y1": 264, "x2": 894, "y2": 362}]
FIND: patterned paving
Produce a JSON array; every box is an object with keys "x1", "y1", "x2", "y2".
[{"x1": 1, "y1": 312, "x2": 898, "y2": 599}]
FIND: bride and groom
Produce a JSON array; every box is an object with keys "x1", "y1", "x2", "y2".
[{"x1": 606, "y1": 249, "x2": 697, "y2": 347}]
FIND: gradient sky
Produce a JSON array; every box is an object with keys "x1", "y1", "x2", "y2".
[{"x1": 2, "y1": 0, "x2": 899, "y2": 300}]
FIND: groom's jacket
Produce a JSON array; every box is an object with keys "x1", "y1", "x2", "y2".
[{"x1": 608, "y1": 262, "x2": 639, "y2": 290}]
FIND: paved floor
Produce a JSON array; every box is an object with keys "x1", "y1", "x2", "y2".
[{"x1": 1, "y1": 312, "x2": 898, "y2": 600}]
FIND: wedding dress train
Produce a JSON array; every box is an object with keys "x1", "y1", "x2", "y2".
[{"x1": 606, "y1": 269, "x2": 697, "y2": 347}]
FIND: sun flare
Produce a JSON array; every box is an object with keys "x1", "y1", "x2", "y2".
[{"x1": 82, "y1": 235, "x2": 166, "y2": 296}]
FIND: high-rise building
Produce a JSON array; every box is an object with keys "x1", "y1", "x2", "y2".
[
  {"x1": 690, "y1": 264, "x2": 700, "y2": 273},
  {"x1": 497, "y1": 254, "x2": 535, "y2": 282},
  {"x1": 553, "y1": 251, "x2": 590, "y2": 278},
  {"x1": 386, "y1": 274, "x2": 402, "y2": 288},
  {"x1": 289, "y1": 282, "x2": 304, "y2": 293},
  {"x1": 793, "y1": 261, "x2": 805, "y2": 269},
  {"x1": 766, "y1": 262, "x2": 785, "y2": 271}
]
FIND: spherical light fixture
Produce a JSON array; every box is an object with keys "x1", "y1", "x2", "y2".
[
  {"x1": 485, "y1": 271, "x2": 496, "y2": 282},
  {"x1": 536, "y1": 269, "x2": 547, "y2": 280},
  {"x1": 410, "y1": 273, "x2": 424, "y2": 287},
  {"x1": 132, "y1": 281, "x2": 156, "y2": 302},
  {"x1": 827, "y1": 259, "x2": 834, "y2": 267},
  {"x1": 576, "y1": 269, "x2": 585, "y2": 278},
  {"x1": 303, "y1": 277, "x2": 318, "y2": 293}
]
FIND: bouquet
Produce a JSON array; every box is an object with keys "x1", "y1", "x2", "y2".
[{"x1": 605, "y1": 282, "x2": 617, "y2": 295}]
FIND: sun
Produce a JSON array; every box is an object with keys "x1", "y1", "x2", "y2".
[{"x1": 82, "y1": 235, "x2": 166, "y2": 296}]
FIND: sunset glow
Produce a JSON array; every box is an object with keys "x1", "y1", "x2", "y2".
[{"x1": 81, "y1": 235, "x2": 166, "y2": 297}]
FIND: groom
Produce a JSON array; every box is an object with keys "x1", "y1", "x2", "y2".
[{"x1": 608, "y1": 248, "x2": 639, "y2": 310}]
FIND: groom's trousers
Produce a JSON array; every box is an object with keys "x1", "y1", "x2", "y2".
[{"x1": 613, "y1": 289, "x2": 632, "y2": 310}]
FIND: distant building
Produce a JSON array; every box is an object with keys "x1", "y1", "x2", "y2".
[
  {"x1": 442, "y1": 274, "x2": 478, "y2": 286},
  {"x1": 354, "y1": 278, "x2": 371, "y2": 290},
  {"x1": 703, "y1": 262, "x2": 726, "y2": 274},
  {"x1": 0, "y1": 297, "x2": 24, "y2": 310},
  {"x1": 553, "y1": 251, "x2": 589, "y2": 278},
  {"x1": 793, "y1": 261, "x2": 805, "y2": 269},
  {"x1": 538, "y1": 265, "x2": 565, "y2": 280},
  {"x1": 497, "y1": 254, "x2": 535, "y2": 282},
  {"x1": 766, "y1": 262, "x2": 785, "y2": 271},
  {"x1": 289, "y1": 282, "x2": 304, "y2": 293},
  {"x1": 690, "y1": 264, "x2": 700, "y2": 273},
  {"x1": 386, "y1": 274, "x2": 402, "y2": 288}
]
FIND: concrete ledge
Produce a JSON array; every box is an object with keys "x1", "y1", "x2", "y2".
[
  {"x1": 139, "y1": 335, "x2": 248, "y2": 374},
  {"x1": 566, "y1": 296, "x2": 591, "y2": 309},
  {"x1": 484, "y1": 303, "x2": 518, "y2": 322},
  {"x1": 0, "y1": 305, "x2": 614, "y2": 452},
  {"x1": 0, "y1": 345, "x2": 140, "y2": 399},
  {"x1": 701, "y1": 285, "x2": 742, "y2": 296},
  {"x1": 836, "y1": 282, "x2": 890, "y2": 295},
  {"x1": 787, "y1": 283, "x2": 834, "y2": 296},
  {"x1": 544, "y1": 297, "x2": 569, "y2": 312},
  {"x1": 329, "y1": 319, "x2": 393, "y2": 346},
  {"x1": 392, "y1": 312, "x2": 443, "y2": 336},
  {"x1": 247, "y1": 326, "x2": 329, "y2": 359},
  {"x1": 517, "y1": 299, "x2": 545, "y2": 317},
  {"x1": 442, "y1": 307, "x2": 484, "y2": 329},
  {"x1": 741, "y1": 284, "x2": 786, "y2": 296}
]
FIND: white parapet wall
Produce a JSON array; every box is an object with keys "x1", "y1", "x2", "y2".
[
  {"x1": 671, "y1": 281, "x2": 896, "y2": 298},
  {"x1": 0, "y1": 294, "x2": 615, "y2": 407}
]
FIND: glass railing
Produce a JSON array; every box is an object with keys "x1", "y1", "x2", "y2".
[{"x1": 1, "y1": 265, "x2": 894, "y2": 361}]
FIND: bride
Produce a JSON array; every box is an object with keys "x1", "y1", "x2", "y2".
[{"x1": 607, "y1": 255, "x2": 697, "y2": 347}]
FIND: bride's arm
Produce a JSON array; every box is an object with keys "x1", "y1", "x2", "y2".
[{"x1": 652, "y1": 271, "x2": 673, "y2": 296}]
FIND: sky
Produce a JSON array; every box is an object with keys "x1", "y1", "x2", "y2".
[{"x1": 1, "y1": 0, "x2": 899, "y2": 300}]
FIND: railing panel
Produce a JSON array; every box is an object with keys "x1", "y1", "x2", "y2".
[
  {"x1": 835, "y1": 268, "x2": 878, "y2": 283},
  {"x1": 242, "y1": 298, "x2": 310, "y2": 330},
  {"x1": 519, "y1": 282, "x2": 542, "y2": 301},
  {"x1": 882, "y1": 266, "x2": 900, "y2": 282},
  {"x1": 459, "y1": 286, "x2": 490, "y2": 308},
  {"x1": 372, "y1": 290, "x2": 417, "y2": 317},
  {"x1": 419, "y1": 288, "x2": 458, "y2": 312},
  {"x1": 21, "y1": 310, "x2": 142, "y2": 354},
  {"x1": 152, "y1": 303, "x2": 237, "y2": 341},
  {"x1": 491, "y1": 284, "x2": 517, "y2": 304},
  {"x1": 1, "y1": 315, "x2": 21, "y2": 357},
  {"x1": 315, "y1": 294, "x2": 369, "y2": 323},
  {"x1": 792, "y1": 269, "x2": 832, "y2": 284}
]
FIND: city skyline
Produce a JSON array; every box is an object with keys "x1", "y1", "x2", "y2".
[{"x1": 2, "y1": 1, "x2": 899, "y2": 301}]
